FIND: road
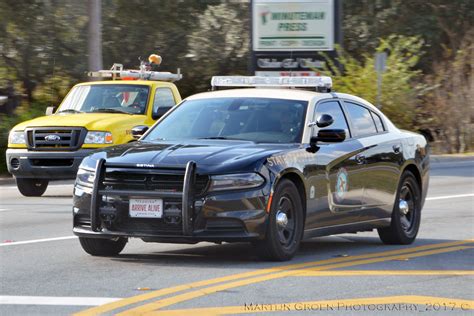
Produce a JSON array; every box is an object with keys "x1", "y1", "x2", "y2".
[{"x1": 1, "y1": 158, "x2": 473, "y2": 315}]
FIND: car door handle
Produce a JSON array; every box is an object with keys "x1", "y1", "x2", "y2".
[
  {"x1": 393, "y1": 144, "x2": 401, "y2": 154},
  {"x1": 355, "y1": 154, "x2": 366, "y2": 164}
]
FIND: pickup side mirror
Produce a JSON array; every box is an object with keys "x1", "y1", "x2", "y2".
[
  {"x1": 310, "y1": 129, "x2": 346, "y2": 147},
  {"x1": 45, "y1": 106, "x2": 56, "y2": 116},
  {"x1": 131, "y1": 125, "x2": 149, "y2": 140},
  {"x1": 152, "y1": 106, "x2": 172, "y2": 120}
]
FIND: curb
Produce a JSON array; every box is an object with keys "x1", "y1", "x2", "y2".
[
  {"x1": 0, "y1": 177, "x2": 15, "y2": 185},
  {"x1": 430, "y1": 154, "x2": 474, "y2": 163}
]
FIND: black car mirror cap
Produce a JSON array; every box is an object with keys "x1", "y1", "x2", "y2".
[
  {"x1": 316, "y1": 114, "x2": 334, "y2": 128},
  {"x1": 310, "y1": 129, "x2": 346, "y2": 146},
  {"x1": 131, "y1": 125, "x2": 149, "y2": 140}
]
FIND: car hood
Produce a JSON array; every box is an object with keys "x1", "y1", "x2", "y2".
[
  {"x1": 13, "y1": 113, "x2": 147, "y2": 131},
  {"x1": 91, "y1": 140, "x2": 298, "y2": 174}
]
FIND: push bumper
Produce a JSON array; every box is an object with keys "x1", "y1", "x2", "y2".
[
  {"x1": 6, "y1": 148, "x2": 95, "y2": 180},
  {"x1": 73, "y1": 160, "x2": 269, "y2": 242}
]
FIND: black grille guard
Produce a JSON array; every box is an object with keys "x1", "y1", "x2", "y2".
[{"x1": 90, "y1": 159, "x2": 197, "y2": 236}]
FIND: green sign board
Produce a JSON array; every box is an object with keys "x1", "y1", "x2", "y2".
[{"x1": 252, "y1": 0, "x2": 335, "y2": 51}]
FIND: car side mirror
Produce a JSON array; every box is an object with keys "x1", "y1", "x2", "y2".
[
  {"x1": 131, "y1": 125, "x2": 149, "y2": 140},
  {"x1": 310, "y1": 129, "x2": 346, "y2": 147},
  {"x1": 45, "y1": 106, "x2": 56, "y2": 116},
  {"x1": 152, "y1": 106, "x2": 172, "y2": 120},
  {"x1": 316, "y1": 114, "x2": 334, "y2": 128}
]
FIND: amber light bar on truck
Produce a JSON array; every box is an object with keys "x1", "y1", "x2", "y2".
[
  {"x1": 88, "y1": 64, "x2": 182, "y2": 82},
  {"x1": 211, "y1": 76, "x2": 332, "y2": 92},
  {"x1": 88, "y1": 54, "x2": 182, "y2": 82}
]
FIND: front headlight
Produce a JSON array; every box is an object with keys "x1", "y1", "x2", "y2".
[
  {"x1": 84, "y1": 131, "x2": 113, "y2": 144},
  {"x1": 76, "y1": 168, "x2": 95, "y2": 187},
  {"x1": 209, "y1": 173, "x2": 265, "y2": 191},
  {"x1": 9, "y1": 131, "x2": 26, "y2": 144}
]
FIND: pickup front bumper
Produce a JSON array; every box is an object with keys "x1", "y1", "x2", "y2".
[{"x1": 6, "y1": 148, "x2": 95, "y2": 180}]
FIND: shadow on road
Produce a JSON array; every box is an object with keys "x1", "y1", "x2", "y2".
[{"x1": 109, "y1": 236, "x2": 469, "y2": 268}]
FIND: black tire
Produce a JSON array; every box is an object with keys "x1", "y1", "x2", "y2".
[
  {"x1": 378, "y1": 171, "x2": 421, "y2": 245},
  {"x1": 255, "y1": 179, "x2": 304, "y2": 261},
  {"x1": 79, "y1": 237, "x2": 127, "y2": 256},
  {"x1": 16, "y1": 178, "x2": 49, "y2": 197}
]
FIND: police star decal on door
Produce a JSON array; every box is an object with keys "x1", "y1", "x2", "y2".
[{"x1": 335, "y1": 168, "x2": 348, "y2": 201}]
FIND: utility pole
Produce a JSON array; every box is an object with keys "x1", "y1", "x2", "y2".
[{"x1": 88, "y1": 0, "x2": 103, "y2": 76}]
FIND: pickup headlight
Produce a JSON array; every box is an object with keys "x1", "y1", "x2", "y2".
[
  {"x1": 209, "y1": 173, "x2": 265, "y2": 191},
  {"x1": 76, "y1": 168, "x2": 95, "y2": 187},
  {"x1": 84, "y1": 131, "x2": 113, "y2": 144},
  {"x1": 9, "y1": 131, "x2": 26, "y2": 144}
]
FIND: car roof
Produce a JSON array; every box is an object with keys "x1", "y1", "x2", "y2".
[
  {"x1": 186, "y1": 89, "x2": 378, "y2": 110},
  {"x1": 184, "y1": 88, "x2": 397, "y2": 132},
  {"x1": 186, "y1": 88, "x2": 330, "y2": 102}
]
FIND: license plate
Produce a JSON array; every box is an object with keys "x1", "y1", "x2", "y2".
[{"x1": 129, "y1": 198, "x2": 163, "y2": 218}]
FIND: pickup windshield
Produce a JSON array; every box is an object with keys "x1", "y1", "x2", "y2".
[
  {"x1": 57, "y1": 84, "x2": 149, "y2": 115},
  {"x1": 144, "y1": 97, "x2": 308, "y2": 143}
]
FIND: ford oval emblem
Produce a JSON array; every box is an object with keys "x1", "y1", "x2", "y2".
[{"x1": 45, "y1": 134, "x2": 61, "y2": 141}]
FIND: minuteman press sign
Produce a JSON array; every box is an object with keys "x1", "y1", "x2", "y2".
[{"x1": 252, "y1": 0, "x2": 334, "y2": 51}]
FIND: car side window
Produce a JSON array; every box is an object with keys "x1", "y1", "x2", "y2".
[
  {"x1": 314, "y1": 101, "x2": 350, "y2": 137},
  {"x1": 344, "y1": 102, "x2": 377, "y2": 137},
  {"x1": 153, "y1": 88, "x2": 176, "y2": 117},
  {"x1": 371, "y1": 111, "x2": 385, "y2": 132}
]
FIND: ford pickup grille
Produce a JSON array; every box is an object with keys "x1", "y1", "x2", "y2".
[{"x1": 26, "y1": 127, "x2": 86, "y2": 151}]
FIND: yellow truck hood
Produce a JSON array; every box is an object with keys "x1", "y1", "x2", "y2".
[{"x1": 13, "y1": 113, "x2": 148, "y2": 131}]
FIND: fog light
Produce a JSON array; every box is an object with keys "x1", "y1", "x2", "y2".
[{"x1": 10, "y1": 158, "x2": 20, "y2": 170}]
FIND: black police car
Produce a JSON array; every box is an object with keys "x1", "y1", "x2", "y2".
[{"x1": 73, "y1": 76, "x2": 429, "y2": 261}]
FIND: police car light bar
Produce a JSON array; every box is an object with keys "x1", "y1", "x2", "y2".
[
  {"x1": 88, "y1": 63, "x2": 182, "y2": 82},
  {"x1": 211, "y1": 76, "x2": 332, "y2": 92}
]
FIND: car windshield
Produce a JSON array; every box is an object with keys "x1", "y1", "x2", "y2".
[
  {"x1": 57, "y1": 84, "x2": 149, "y2": 115},
  {"x1": 144, "y1": 97, "x2": 308, "y2": 143}
]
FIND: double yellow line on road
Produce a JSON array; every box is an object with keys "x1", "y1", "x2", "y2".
[{"x1": 75, "y1": 239, "x2": 473, "y2": 316}]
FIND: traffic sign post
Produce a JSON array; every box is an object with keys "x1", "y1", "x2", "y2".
[{"x1": 375, "y1": 52, "x2": 387, "y2": 109}]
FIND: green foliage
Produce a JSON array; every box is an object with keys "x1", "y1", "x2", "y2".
[
  {"x1": 343, "y1": 0, "x2": 474, "y2": 72},
  {"x1": 322, "y1": 35, "x2": 424, "y2": 130},
  {"x1": 185, "y1": 2, "x2": 250, "y2": 93},
  {"x1": 0, "y1": 0, "x2": 472, "y2": 174},
  {"x1": 421, "y1": 30, "x2": 474, "y2": 153}
]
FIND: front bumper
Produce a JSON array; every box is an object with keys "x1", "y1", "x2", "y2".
[
  {"x1": 6, "y1": 148, "x2": 95, "y2": 179},
  {"x1": 73, "y1": 160, "x2": 270, "y2": 242}
]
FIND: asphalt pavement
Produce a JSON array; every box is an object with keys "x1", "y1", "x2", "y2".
[{"x1": 0, "y1": 158, "x2": 473, "y2": 315}]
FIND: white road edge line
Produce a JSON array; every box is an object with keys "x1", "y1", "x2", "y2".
[
  {"x1": 0, "y1": 296, "x2": 121, "y2": 306},
  {"x1": 426, "y1": 193, "x2": 474, "y2": 201},
  {"x1": 0, "y1": 236, "x2": 77, "y2": 247}
]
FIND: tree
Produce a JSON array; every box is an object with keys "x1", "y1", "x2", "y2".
[
  {"x1": 343, "y1": 0, "x2": 474, "y2": 73},
  {"x1": 0, "y1": 0, "x2": 87, "y2": 102},
  {"x1": 322, "y1": 35, "x2": 425, "y2": 130},
  {"x1": 186, "y1": 2, "x2": 250, "y2": 93},
  {"x1": 421, "y1": 29, "x2": 474, "y2": 153}
]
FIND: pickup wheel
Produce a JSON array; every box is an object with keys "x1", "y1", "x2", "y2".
[
  {"x1": 79, "y1": 237, "x2": 127, "y2": 256},
  {"x1": 255, "y1": 179, "x2": 304, "y2": 261},
  {"x1": 378, "y1": 171, "x2": 421, "y2": 244},
  {"x1": 16, "y1": 178, "x2": 49, "y2": 197}
]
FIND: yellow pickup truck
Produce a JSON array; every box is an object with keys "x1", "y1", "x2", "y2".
[{"x1": 6, "y1": 59, "x2": 182, "y2": 196}]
